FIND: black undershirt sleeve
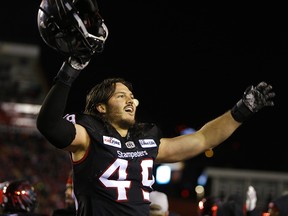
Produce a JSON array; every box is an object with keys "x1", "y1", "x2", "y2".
[{"x1": 36, "y1": 82, "x2": 76, "y2": 149}]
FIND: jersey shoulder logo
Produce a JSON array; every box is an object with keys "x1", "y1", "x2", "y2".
[{"x1": 63, "y1": 114, "x2": 76, "y2": 124}]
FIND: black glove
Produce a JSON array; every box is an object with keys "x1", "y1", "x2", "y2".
[
  {"x1": 231, "y1": 81, "x2": 275, "y2": 122},
  {"x1": 54, "y1": 57, "x2": 89, "y2": 86}
]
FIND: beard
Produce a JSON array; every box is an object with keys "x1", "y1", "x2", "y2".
[{"x1": 118, "y1": 117, "x2": 136, "y2": 129}]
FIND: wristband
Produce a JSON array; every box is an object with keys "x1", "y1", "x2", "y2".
[
  {"x1": 231, "y1": 100, "x2": 254, "y2": 123},
  {"x1": 54, "y1": 61, "x2": 81, "y2": 86}
]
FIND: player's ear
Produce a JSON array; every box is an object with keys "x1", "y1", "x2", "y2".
[{"x1": 96, "y1": 103, "x2": 106, "y2": 113}]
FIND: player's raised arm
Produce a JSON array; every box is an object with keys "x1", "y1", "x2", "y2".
[
  {"x1": 156, "y1": 81, "x2": 275, "y2": 163},
  {"x1": 36, "y1": 0, "x2": 108, "y2": 150}
]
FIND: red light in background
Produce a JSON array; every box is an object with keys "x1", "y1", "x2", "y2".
[{"x1": 180, "y1": 189, "x2": 190, "y2": 198}]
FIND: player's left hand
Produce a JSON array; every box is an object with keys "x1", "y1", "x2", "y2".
[{"x1": 242, "y1": 81, "x2": 275, "y2": 113}]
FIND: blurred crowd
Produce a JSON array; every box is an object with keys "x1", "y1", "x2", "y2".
[
  {"x1": 198, "y1": 185, "x2": 288, "y2": 216},
  {"x1": 0, "y1": 130, "x2": 71, "y2": 215}
]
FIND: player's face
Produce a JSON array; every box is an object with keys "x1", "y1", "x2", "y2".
[{"x1": 105, "y1": 82, "x2": 137, "y2": 129}]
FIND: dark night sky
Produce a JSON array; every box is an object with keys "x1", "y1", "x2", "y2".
[{"x1": 1, "y1": 1, "x2": 287, "y2": 172}]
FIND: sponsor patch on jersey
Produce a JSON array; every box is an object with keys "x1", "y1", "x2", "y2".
[
  {"x1": 139, "y1": 139, "x2": 157, "y2": 148},
  {"x1": 125, "y1": 141, "x2": 135, "y2": 149},
  {"x1": 103, "y1": 136, "x2": 121, "y2": 148}
]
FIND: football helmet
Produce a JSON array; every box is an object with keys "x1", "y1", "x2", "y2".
[
  {"x1": 37, "y1": 0, "x2": 108, "y2": 63},
  {"x1": 2, "y1": 180, "x2": 37, "y2": 213}
]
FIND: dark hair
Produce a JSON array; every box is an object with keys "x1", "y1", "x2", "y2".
[{"x1": 84, "y1": 78, "x2": 133, "y2": 117}]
